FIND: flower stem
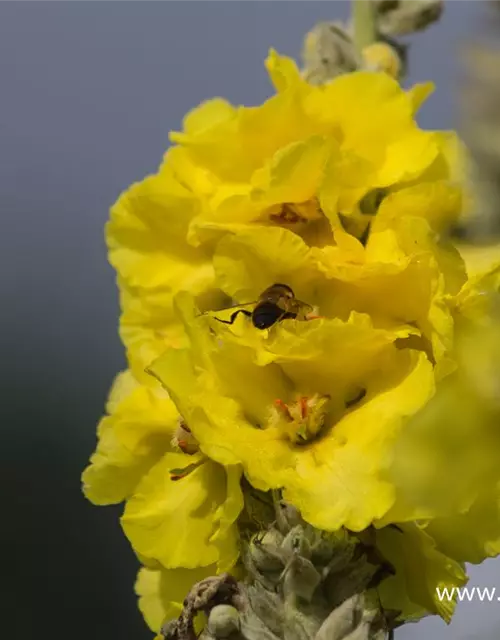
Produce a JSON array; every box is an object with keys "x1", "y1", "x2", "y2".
[{"x1": 352, "y1": 0, "x2": 377, "y2": 53}]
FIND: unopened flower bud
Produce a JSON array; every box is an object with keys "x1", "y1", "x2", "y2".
[
  {"x1": 281, "y1": 525, "x2": 312, "y2": 559},
  {"x1": 207, "y1": 604, "x2": 240, "y2": 638},
  {"x1": 374, "y1": 0, "x2": 399, "y2": 8},
  {"x1": 375, "y1": 0, "x2": 444, "y2": 37},
  {"x1": 362, "y1": 41, "x2": 406, "y2": 80},
  {"x1": 249, "y1": 530, "x2": 286, "y2": 572},
  {"x1": 302, "y1": 21, "x2": 362, "y2": 85}
]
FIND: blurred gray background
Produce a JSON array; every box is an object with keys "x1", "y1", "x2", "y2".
[{"x1": 1, "y1": 2, "x2": 498, "y2": 639}]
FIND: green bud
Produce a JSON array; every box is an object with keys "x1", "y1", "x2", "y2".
[
  {"x1": 248, "y1": 530, "x2": 286, "y2": 572},
  {"x1": 314, "y1": 594, "x2": 362, "y2": 640},
  {"x1": 207, "y1": 605, "x2": 240, "y2": 638},
  {"x1": 302, "y1": 21, "x2": 362, "y2": 85},
  {"x1": 282, "y1": 525, "x2": 312, "y2": 559},
  {"x1": 375, "y1": 0, "x2": 444, "y2": 36}
]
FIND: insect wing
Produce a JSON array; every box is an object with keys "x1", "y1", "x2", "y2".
[
  {"x1": 289, "y1": 298, "x2": 314, "y2": 318},
  {"x1": 260, "y1": 287, "x2": 292, "y2": 312}
]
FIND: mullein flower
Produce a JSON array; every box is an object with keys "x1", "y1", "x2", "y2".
[
  {"x1": 107, "y1": 51, "x2": 463, "y2": 376},
  {"x1": 301, "y1": 21, "x2": 362, "y2": 85},
  {"x1": 374, "y1": 0, "x2": 444, "y2": 37},
  {"x1": 382, "y1": 277, "x2": 500, "y2": 566},
  {"x1": 82, "y1": 371, "x2": 242, "y2": 634},
  {"x1": 149, "y1": 292, "x2": 433, "y2": 533},
  {"x1": 84, "y1": 48, "x2": 500, "y2": 635}
]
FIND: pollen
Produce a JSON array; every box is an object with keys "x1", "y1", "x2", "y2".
[{"x1": 268, "y1": 393, "x2": 331, "y2": 444}]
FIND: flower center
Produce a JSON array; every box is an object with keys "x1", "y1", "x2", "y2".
[
  {"x1": 265, "y1": 199, "x2": 334, "y2": 248},
  {"x1": 171, "y1": 419, "x2": 199, "y2": 455},
  {"x1": 268, "y1": 393, "x2": 331, "y2": 444},
  {"x1": 268, "y1": 200, "x2": 324, "y2": 225}
]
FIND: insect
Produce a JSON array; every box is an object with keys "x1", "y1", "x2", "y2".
[{"x1": 208, "y1": 283, "x2": 316, "y2": 330}]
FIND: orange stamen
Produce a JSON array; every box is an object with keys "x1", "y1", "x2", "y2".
[
  {"x1": 300, "y1": 397, "x2": 308, "y2": 419},
  {"x1": 275, "y1": 398, "x2": 293, "y2": 420}
]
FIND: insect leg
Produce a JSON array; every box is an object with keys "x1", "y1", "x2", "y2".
[{"x1": 213, "y1": 309, "x2": 253, "y2": 325}]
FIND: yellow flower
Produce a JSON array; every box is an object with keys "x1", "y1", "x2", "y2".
[
  {"x1": 381, "y1": 285, "x2": 500, "y2": 563},
  {"x1": 82, "y1": 370, "x2": 242, "y2": 630},
  {"x1": 91, "y1": 47, "x2": 495, "y2": 628},
  {"x1": 107, "y1": 50, "x2": 463, "y2": 376},
  {"x1": 212, "y1": 213, "x2": 464, "y2": 373},
  {"x1": 149, "y1": 291, "x2": 435, "y2": 533}
]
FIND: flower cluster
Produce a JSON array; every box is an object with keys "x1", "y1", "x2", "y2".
[{"x1": 82, "y1": 51, "x2": 500, "y2": 634}]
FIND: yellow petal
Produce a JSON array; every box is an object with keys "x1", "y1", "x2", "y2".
[
  {"x1": 320, "y1": 148, "x2": 377, "y2": 220},
  {"x1": 418, "y1": 131, "x2": 465, "y2": 184},
  {"x1": 213, "y1": 225, "x2": 317, "y2": 303},
  {"x1": 82, "y1": 373, "x2": 177, "y2": 505},
  {"x1": 376, "y1": 523, "x2": 467, "y2": 623},
  {"x1": 378, "y1": 130, "x2": 439, "y2": 186},
  {"x1": 122, "y1": 453, "x2": 228, "y2": 569},
  {"x1": 457, "y1": 241, "x2": 500, "y2": 279},
  {"x1": 210, "y1": 465, "x2": 244, "y2": 572},
  {"x1": 379, "y1": 379, "x2": 486, "y2": 524},
  {"x1": 265, "y1": 49, "x2": 304, "y2": 93},
  {"x1": 182, "y1": 98, "x2": 236, "y2": 136},
  {"x1": 136, "y1": 565, "x2": 215, "y2": 633},
  {"x1": 284, "y1": 352, "x2": 434, "y2": 531},
  {"x1": 426, "y1": 487, "x2": 500, "y2": 565},
  {"x1": 305, "y1": 71, "x2": 435, "y2": 181},
  {"x1": 375, "y1": 181, "x2": 463, "y2": 233},
  {"x1": 107, "y1": 171, "x2": 203, "y2": 290},
  {"x1": 454, "y1": 260, "x2": 500, "y2": 322},
  {"x1": 107, "y1": 169, "x2": 221, "y2": 368},
  {"x1": 119, "y1": 277, "x2": 225, "y2": 376},
  {"x1": 252, "y1": 135, "x2": 333, "y2": 206},
  {"x1": 381, "y1": 308, "x2": 500, "y2": 523},
  {"x1": 407, "y1": 82, "x2": 435, "y2": 114},
  {"x1": 250, "y1": 313, "x2": 417, "y2": 401},
  {"x1": 171, "y1": 90, "x2": 316, "y2": 183}
]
